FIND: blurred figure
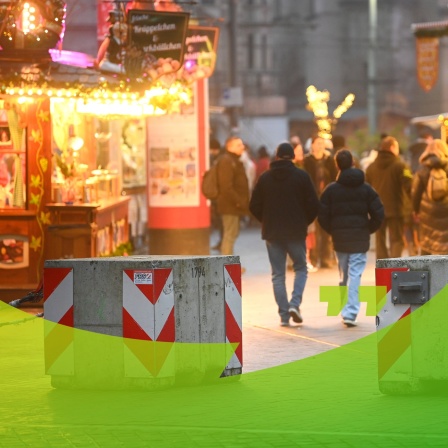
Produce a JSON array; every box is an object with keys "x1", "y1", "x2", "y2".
[
  {"x1": 303, "y1": 135, "x2": 338, "y2": 268},
  {"x1": 240, "y1": 144, "x2": 257, "y2": 228},
  {"x1": 366, "y1": 136, "x2": 413, "y2": 259},
  {"x1": 412, "y1": 139, "x2": 448, "y2": 255},
  {"x1": 209, "y1": 137, "x2": 223, "y2": 251},
  {"x1": 255, "y1": 145, "x2": 271, "y2": 182},
  {"x1": 318, "y1": 149, "x2": 384, "y2": 327},
  {"x1": 408, "y1": 132, "x2": 433, "y2": 174},
  {"x1": 250, "y1": 142, "x2": 319, "y2": 326}
]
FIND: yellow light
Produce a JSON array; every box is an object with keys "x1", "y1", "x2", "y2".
[
  {"x1": 18, "y1": 89, "x2": 24, "y2": 95},
  {"x1": 47, "y1": 90, "x2": 53, "y2": 96}
]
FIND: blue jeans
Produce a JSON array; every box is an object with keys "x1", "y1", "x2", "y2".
[
  {"x1": 266, "y1": 239, "x2": 307, "y2": 323},
  {"x1": 336, "y1": 252, "x2": 367, "y2": 321}
]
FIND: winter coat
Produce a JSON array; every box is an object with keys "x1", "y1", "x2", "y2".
[
  {"x1": 412, "y1": 154, "x2": 448, "y2": 254},
  {"x1": 365, "y1": 151, "x2": 413, "y2": 218},
  {"x1": 249, "y1": 159, "x2": 319, "y2": 241},
  {"x1": 303, "y1": 153, "x2": 338, "y2": 196},
  {"x1": 318, "y1": 168, "x2": 384, "y2": 253},
  {"x1": 216, "y1": 151, "x2": 249, "y2": 216}
]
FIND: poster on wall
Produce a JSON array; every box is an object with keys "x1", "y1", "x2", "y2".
[
  {"x1": 126, "y1": 9, "x2": 190, "y2": 80},
  {"x1": 147, "y1": 93, "x2": 199, "y2": 208}
]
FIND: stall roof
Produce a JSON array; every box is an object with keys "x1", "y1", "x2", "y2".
[
  {"x1": 0, "y1": 50, "x2": 121, "y2": 90},
  {"x1": 412, "y1": 20, "x2": 448, "y2": 37},
  {"x1": 410, "y1": 113, "x2": 448, "y2": 129}
]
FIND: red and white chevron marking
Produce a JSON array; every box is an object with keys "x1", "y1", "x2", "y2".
[
  {"x1": 123, "y1": 268, "x2": 175, "y2": 378},
  {"x1": 224, "y1": 264, "x2": 243, "y2": 369},
  {"x1": 43, "y1": 267, "x2": 74, "y2": 375},
  {"x1": 376, "y1": 267, "x2": 410, "y2": 328}
]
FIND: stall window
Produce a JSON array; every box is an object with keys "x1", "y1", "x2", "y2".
[{"x1": 0, "y1": 103, "x2": 27, "y2": 209}]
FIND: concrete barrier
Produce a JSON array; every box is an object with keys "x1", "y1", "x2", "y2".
[
  {"x1": 376, "y1": 255, "x2": 448, "y2": 394},
  {"x1": 43, "y1": 255, "x2": 243, "y2": 390}
]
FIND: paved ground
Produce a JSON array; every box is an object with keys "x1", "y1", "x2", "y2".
[
  {"x1": 3, "y1": 227, "x2": 446, "y2": 447},
  {"x1": 229, "y1": 226, "x2": 377, "y2": 373}
]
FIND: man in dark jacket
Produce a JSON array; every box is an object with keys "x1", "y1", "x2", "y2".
[
  {"x1": 319, "y1": 150, "x2": 384, "y2": 327},
  {"x1": 216, "y1": 136, "x2": 249, "y2": 255},
  {"x1": 250, "y1": 142, "x2": 319, "y2": 326},
  {"x1": 365, "y1": 136, "x2": 413, "y2": 259}
]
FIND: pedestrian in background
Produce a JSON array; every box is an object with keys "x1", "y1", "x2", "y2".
[
  {"x1": 216, "y1": 136, "x2": 249, "y2": 256},
  {"x1": 303, "y1": 135, "x2": 338, "y2": 268},
  {"x1": 366, "y1": 136, "x2": 412, "y2": 259},
  {"x1": 250, "y1": 142, "x2": 319, "y2": 326},
  {"x1": 412, "y1": 139, "x2": 448, "y2": 255},
  {"x1": 318, "y1": 149, "x2": 384, "y2": 327},
  {"x1": 255, "y1": 145, "x2": 271, "y2": 183},
  {"x1": 209, "y1": 137, "x2": 224, "y2": 251}
]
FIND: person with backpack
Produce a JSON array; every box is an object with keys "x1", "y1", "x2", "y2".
[
  {"x1": 215, "y1": 136, "x2": 249, "y2": 256},
  {"x1": 412, "y1": 139, "x2": 448, "y2": 255}
]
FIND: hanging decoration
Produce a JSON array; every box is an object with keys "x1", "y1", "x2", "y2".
[
  {"x1": 306, "y1": 85, "x2": 355, "y2": 139},
  {"x1": 0, "y1": 0, "x2": 66, "y2": 51},
  {"x1": 415, "y1": 37, "x2": 439, "y2": 92}
]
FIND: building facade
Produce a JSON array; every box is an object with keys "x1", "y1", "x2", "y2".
[{"x1": 62, "y1": 0, "x2": 448, "y2": 151}]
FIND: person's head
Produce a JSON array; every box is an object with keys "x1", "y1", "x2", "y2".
[
  {"x1": 257, "y1": 145, "x2": 269, "y2": 159},
  {"x1": 290, "y1": 135, "x2": 302, "y2": 147},
  {"x1": 275, "y1": 142, "x2": 294, "y2": 161},
  {"x1": 332, "y1": 135, "x2": 346, "y2": 151},
  {"x1": 311, "y1": 134, "x2": 326, "y2": 159},
  {"x1": 112, "y1": 22, "x2": 127, "y2": 40},
  {"x1": 0, "y1": 130, "x2": 8, "y2": 142},
  {"x1": 380, "y1": 136, "x2": 399, "y2": 156},
  {"x1": 420, "y1": 138, "x2": 448, "y2": 163},
  {"x1": 335, "y1": 149, "x2": 353, "y2": 171},
  {"x1": 225, "y1": 136, "x2": 245, "y2": 156}
]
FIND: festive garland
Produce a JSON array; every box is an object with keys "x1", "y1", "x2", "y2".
[{"x1": 0, "y1": 0, "x2": 66, "y2": 51}]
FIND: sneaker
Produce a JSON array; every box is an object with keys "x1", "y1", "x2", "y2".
[
  {"x1": 280, "y1": 321, "x2": 290, "y2": 327},
  {"x1": 307, "y1": 262, "x2": 318, "y2": 273},
  {"x1": 342, "y1": 318, "x2": 357, "y2": 327},
  {"x1": 288, "y1": 307, "x2": 303, "y2": 324}
]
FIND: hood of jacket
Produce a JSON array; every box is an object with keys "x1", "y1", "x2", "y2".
[
  {"x1": 336, "y1": 167, "x2": 365, "y2": 188},
  {"x1": 269, "y1": 159, "x2": 296, "y2": 180},
  {"x1": 421, "y1": 154, "x2": 448, "y2": 170},
  {"x1": 373, "y1": 150, "x2": 398, "y2": 169}
]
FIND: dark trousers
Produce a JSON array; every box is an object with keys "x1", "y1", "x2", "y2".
[
  {"x1": 375, "y1": 217, "x2": 404, "y2": 259},
  {"x1": 310, "y1": 220, "x2": 334, "y2": 267}
]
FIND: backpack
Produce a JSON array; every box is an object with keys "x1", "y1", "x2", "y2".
[
  {"x1": 201, "y1": 162, "x2": 219, "y2": 200},
  {"x1": 426, "y1": 167, "x2": 448, "y2": 201}
]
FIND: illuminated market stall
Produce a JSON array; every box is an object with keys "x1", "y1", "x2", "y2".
[{"x1": 0, "y1": 1, "x2": 219, "y2": 301}]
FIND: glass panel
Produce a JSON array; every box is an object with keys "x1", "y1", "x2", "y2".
[{"x1": 0, "y1": 234, "x2": 29, "y2": 269}]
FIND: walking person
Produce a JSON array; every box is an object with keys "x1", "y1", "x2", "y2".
[
  {"x1": 412, "y1": 139, "x2": 448, "y2": 255},
  {"x1": 303, "y1": 135, "x2": 338, "y2": 268},
  {"x1": 365, "y1": 136, "x2": 413, "y2": 259},
  {"x1": 318, "y1": 150, "x2": 384, "y2": 327},
  {"x1": 216, "y1": 136, "x2": 249, "y2": 255},
  {"x1": 250, "y1": 142, "x2": 319, "y2": 326}
]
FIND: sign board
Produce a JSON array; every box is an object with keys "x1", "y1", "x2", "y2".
[
  {"x1": 221, "y1": 87, "x2": 243, "y2": 108},
  {"x1": 125, "y1": 9, "x2": 190, "y2": 80},
  {"x1": 180, "y1": 26, "x2": 219, "y2": 84}
]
